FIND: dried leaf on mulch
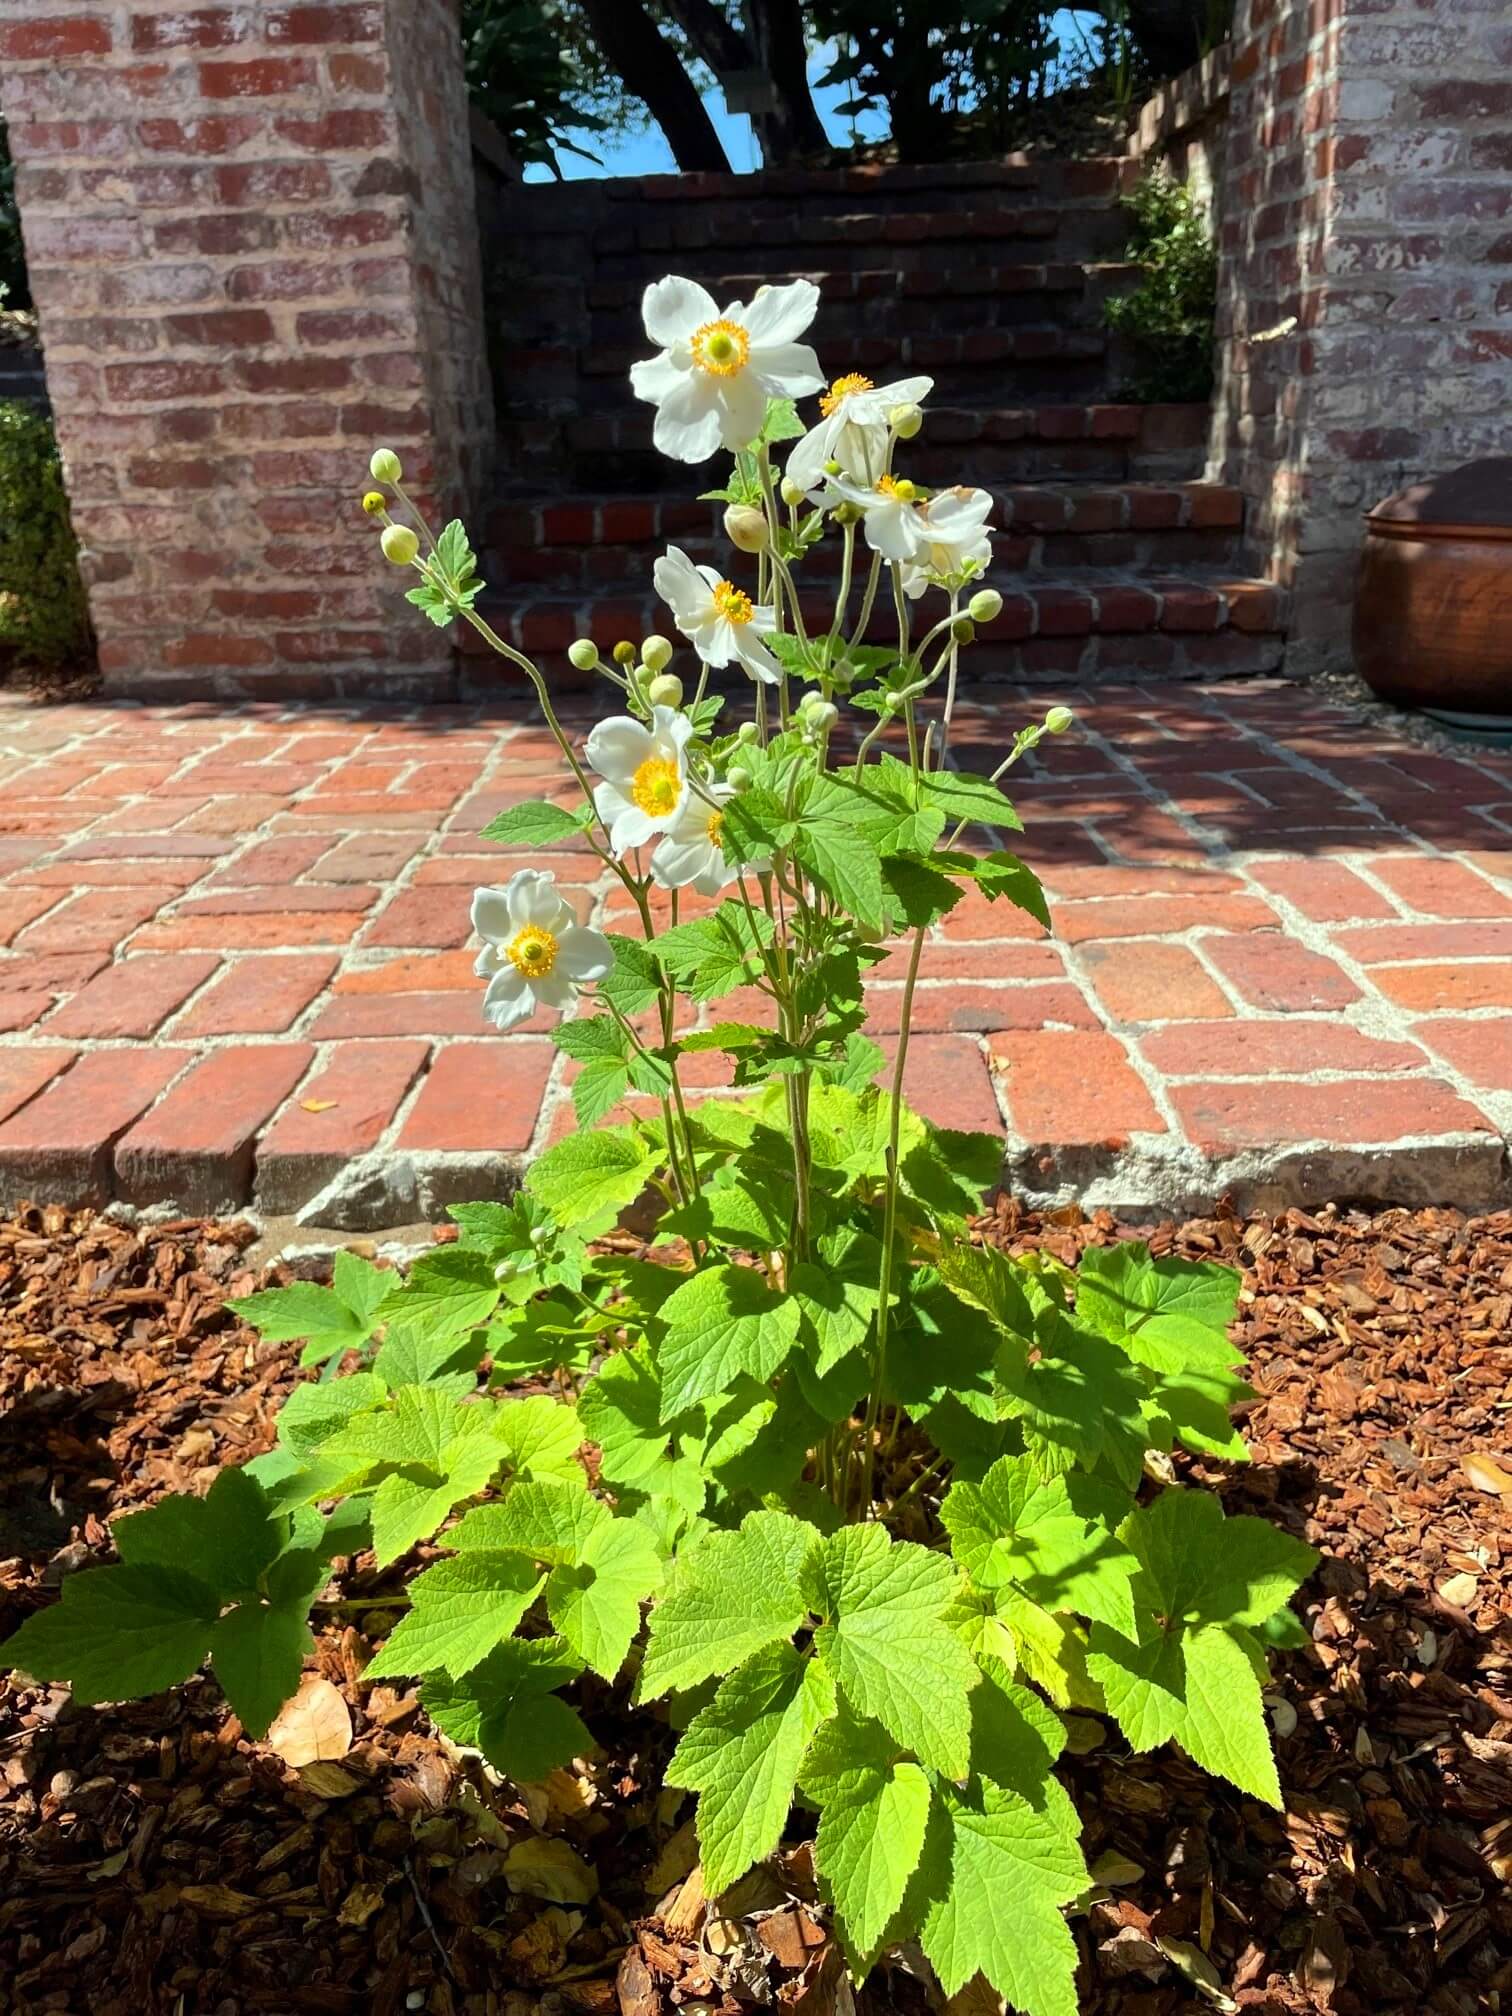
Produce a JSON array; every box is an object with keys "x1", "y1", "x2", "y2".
[{"x1": 3, "y1": 1199, "x2": 1511, "y2": 2016}]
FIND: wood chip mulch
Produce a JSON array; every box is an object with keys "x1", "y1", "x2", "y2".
[{"x1": 1, "y1": 1199, "x2": 1509, "y2": 2016}]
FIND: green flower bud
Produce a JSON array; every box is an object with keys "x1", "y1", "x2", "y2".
[
  {"x1": 724, "y1": 504, "x2": 769, "y2": 554},
  {"x1": 736, "y1": 720, "x2": 759, "y2": 745},
  {"x1": 889, "y1": 402, "x2": 924, "y2": 439},
  {"x1": 369, "y1": 448, "x2": 402, "y2": 485},
  {"x1": 568, "y1": 638, "x2": 599, "y2": 672},
  {"x1": 380, "y1": 523, "x2": 419, "y2": 566},
  {"x1": 493, "y1": 1259, "x2": 516, "y2": 1283},
  {"x1": 1045, "y1": 704, "x2": 1076, "y2": 735},
  {"x1": 612, "y1": 640, "x2": 637, "y2": 668},
  {"x1": 950, "y1": 615, "x2": 976, "y2": 644},
  {"x1": 968, "y1": 588, "x2": 1003, "y2": 623},
  {"x1": 727, "y1": 765, "x2": 753, "y2": 792},
  {"x1": 797, "y1": 689, "x2": 824, "y2": 716},
  {"x1": 648, "y1": 672, "x2": 684, "y2": 708},
  {"x1": 641, "y1": 633, "x2": 674, "y2": 673},
  {"x1": 361, "y1": 490, "x2": 386, "y2": 517},
  {"x1": 779, "y1": 476, "x2": 806, "y2": 508},
  {"x1": 831, "y1": 502, "x2": 864, "y2": 527},
  {"x1": 808, "y1": 700, "x2": 839, "y2": 732}
]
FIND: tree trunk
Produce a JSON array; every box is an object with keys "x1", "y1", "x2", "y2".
[
  {"x1": 747, "y1": 0, "x2": 829, "y2": 161},
  {"x1": 579, "y1": 0, "x2": 732, "y2": 173}
]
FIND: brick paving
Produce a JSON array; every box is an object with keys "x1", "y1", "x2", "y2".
[{"x1": 1, "y1": 679, "x2": 1511, "y2": 1229}]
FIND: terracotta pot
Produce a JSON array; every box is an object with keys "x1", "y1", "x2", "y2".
[{"x1": 1353, "y1": 457, "x2": 1512, "y2": 722}]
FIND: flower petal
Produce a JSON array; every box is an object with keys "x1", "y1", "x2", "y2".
[
  {"x1": 609, "y1": 803, "x2": 657, "y2": 855},
  {"x1": 925, "y1": 487, "x2": 994, "y2": 539},
  {"x1": 470, "y1": 885, "x2": 514, "y2": 944},
  {"x1": 530, "y1": 970, "x2": 576, "y2": 1012},
  {"x1": 650, "y1": 833, "x2": 713, "y2": 890},
  {"x1": 785, "y1": 418, "x2": 838, "y2": 492},
  {"x1": 586, "y1": 715, "x2": 654, "y2": 782},
  {"x1": 555, "y1": 924, "x2": 614, "y2": 982},
  {"x1": 507, "y1": 869, "x2": 567, "y2": 929},
  {"x1": 740, "y1": 278, "x2": 819, "y2": 347},
  {"x1": 716, "y1": 371, "x2": 769, "y2": 452},
  {"x1": 863, "y1": 501, "x2": 925, "y2": 564},
  {"x1": 642, "y1": 275, "x2": 719, "y2": 347},
  {"x1": 736, "y1": 632, "x2": 782, "y2": 684},
  {"x1": 654, "y1": 546, "x2": 713, "y2": 623},
  {"x1": 629, "y1": 352, "x2": 686, "y2": 406},
  {"x1": 751, "y1": 341, "x2": 825, "y2": 398},
  {"x1": 482, "y1": 966, "x2": 533, "y2": 1030},
  {"x1": 653, "y1": 374, "x2": 724, "y2": 463}
]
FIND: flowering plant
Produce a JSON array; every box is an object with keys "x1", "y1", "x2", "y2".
[{"x1": 6, "y1": 280, "x2": 1313, "y2": 2014}]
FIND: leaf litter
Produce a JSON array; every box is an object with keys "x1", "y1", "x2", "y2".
[{"x1": 1, "y1": 1197, "x2": 1509, "y2": 2014}]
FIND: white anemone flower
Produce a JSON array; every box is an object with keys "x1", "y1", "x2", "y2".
[
  {"x1": 823, "y1": 472, "x2": 930, "y2": 564},
  {"x1": 651, "y1": 782, "x2": 741, "y2": 896},
  {"x1": 586, "y1": 703, "x2": 695, "y2": 856},
  {"x1": 898, "y1": 486, "x2": 997, "y2": 597},
  {"x1": 653, "y1": 544, "x2": 781, "y2": 685},
  {"x1": 786, "y1": 372, "x2": 933, "y2": 491},
  {"x1": 629, "y1": 276, "x2": 824, "y2": 463},
  {"x1": 472, "y1": 870, "x2": 613, "y2": 1032}
]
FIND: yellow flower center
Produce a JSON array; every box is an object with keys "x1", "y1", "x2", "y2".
[
  {"x1": 711, "y1": 580, "x2": 753, "y2": 626},
  {"x1": 820, "y1": 371, "x2": 874, "y2": 417},
  {"x1": 631, "y1": 755, "x2": 682, "y2": 818},
  {"x1": 706, "y1": 809, "x2": 725, "y2": 847},
  {"x1": 690, "y1": 318, "x2": 750, "y2": 378},
  {"x1": 506, "y1": 924, "x2": 558, "y2": 979},
  {"x1": 875, "y1": 474, "x2": 916, "y2": 503}
]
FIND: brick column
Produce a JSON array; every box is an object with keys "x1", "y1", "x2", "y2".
[
  {"x1": 1211, "y1": 0, "x2": 1512, "y2": 674},
  {"x1": 0, "y1": 0, "x2": 493, "y2": 699}
]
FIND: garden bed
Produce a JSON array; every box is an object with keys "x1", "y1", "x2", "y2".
[{"x1": 1, "y1": 1202, "x2": 1508, "y2": 2016}]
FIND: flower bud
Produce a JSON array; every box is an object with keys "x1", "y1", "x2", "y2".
[
  {"x1": 493, "y1": 1259, "x2": 516, "y2": 1284},
  {"x1": 831, "y1": 502, "x2": 864, "y2": 527},
  {"x1": 568, "y1": 638, "x2": 599, "y2": 672},
  {"x1": 950, "y1": 615, "x2": 976, "y2": 644},
  {"x1": 369, "y1": 448, "x2": 402, "y2": 485},
  {"x1": 736, "y1": 720, "x2": 759, "y2": 745},
  {"x1": 968, "y1": 588, "x2": 1003, "y2": 623},
  {"x1": 380, "y1": 523, "x2": 419, "y2": 566},
  {"x1": 890, "y1": 403, "x2": 924, "y2": 439},
  {"x1": 797, "y1": 689, "x2": 824, "y2": 717},
  {"x1": 641, "y1": 633, "x2": 674, "y2": 673},
  {"x1": 724, "y1": 504, "x2": 768, "y2": 554},
  {"x1": 727, "y1": 765, "x2": 753, "y2": 792},
  {"x1": 530, "y1": 1223, "x2": 550, "y2": 1245},
  {"x1": 1045, "y1": 704, "x2": 1076, "y2": 735},
  {"x1": 648, "y1": 672, "x2": 683, "y2": 708},
  {"x1": 780, "y1": 476, "x2": 807, "y2": 508},
  {"x1": 808, "y1": 700, "x2": 839, "y2": 732},
  {"x1": 612, "y1": 640, "x2": 637, "y2": 668},
  {"x1": 361, "y1": 490, "x2": 386, "y2": 517}
]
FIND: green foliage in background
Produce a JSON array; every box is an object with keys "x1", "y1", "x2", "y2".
[
  {"x1": 0, "y1": 401, "x2": 91, "y2": 672},
  {"x1": 1104, "y1": 166, "x2": 1218, "y2": 403},
  {"x1": 0, "y1": 118, "x2": 29, "y2": 310}
]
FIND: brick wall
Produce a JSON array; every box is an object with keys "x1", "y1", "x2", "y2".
[
  {"x1": 1212, "y1": 0, "x2": 1512, "y2": 674},
  {"x1": 0, "y1": 0, "x2": 492, "y2": 699}
]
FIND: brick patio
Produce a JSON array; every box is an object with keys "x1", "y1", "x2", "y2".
[{"x1": 1, "y1": 678, "x2": 1510, "y2": 1230}]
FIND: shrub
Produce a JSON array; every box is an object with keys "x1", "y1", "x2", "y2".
[
  {"x1": 0, "y1": 399, "x2": 91, "y2": 672},
  {"x1": 4, "y1": 279, "x2": 1314, "y2": 2016},
  {"x1": 1104, "y1": 165, "x2": 1218, "y2": 403}
]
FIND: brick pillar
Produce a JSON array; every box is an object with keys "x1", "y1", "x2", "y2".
[
  {"x1": 0, "y1": 0, "x2": 493, "y2": 699},
  {"x1": 1211, "y1": 0, "x2": 1512, "y2": 675}
]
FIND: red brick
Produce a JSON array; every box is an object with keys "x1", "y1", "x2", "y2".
[
  {"x1": 1141, "y1": 1021, "x2": 1426, "y2": 1078},
  {"x1": 878, "y1": 1034, "x2": 1003, "y2": 1136},
  {"x1": 0, "y1": 1050, "x2": 188, "y2": 1207},
  {"x1": 332, "y1": 951, "x2": 478, "y2": 993},
  {"x1": 989, "y1": 1030, "x2": 1166, "y2": 1147},
  {"x1": 174, "y1": 884, "x2": 378, "y2": 917},
  {"x1": 1051, "y1": 894, "x2": 1278, "y2": 942},
  {"x1": 174, "y1": 953, "x2": 338, "y2": 1035},
  {"x1": 1171, "y1": 1077, "x2": 1495, "y2": 1154},
  {"x1": 198, "y1": 55, "x2": 316, "y2": 96},
  {"x1": 0, "y1": 887, "x2": 62, "y2": 946},
  {"x1": 0, "y1": 1049, "x2": 77, "y2": 1127},
  {"x1": 1412, "y1": 1018, "x2": 1512, "y2": 1091},
  {"x1": 1247, "y1": 858, "x2": 1398, "y2": 922},
  {"x1": 47, "y1": 953, "x2": 220, "y2": 1038},
  {"x1": 17, "y1": 887, "x2": 180, "y2": 954},
  {"x1": 361, "y1": 887, "x2": 474, "y2": 949},
  {"x1": 132, "y1": 912, "x2": 367, "y2": 950},
  {"x1": 1372, "y1": 963, "x2": 1512, "y2": 1012},
  {"x1": 397, "y1": 1041, "x2": 553, "y2": 1154},
  {"x1": 0, "y1": 17, "x2": 111, "y2": 58},
  {"x1": 867, "y1": 980, "x2": 1096, "y2": 1033},
  {"x1": 273, "y1": 109, "x2": 388, "y2": 151},
  {"x1": 1367, "y1": 855, "x2": 1512, "y2": 919},
  {"x1": 1203, "y1": 934, "x2": 1359, "y2": 1011},
  {"x1": 255, "y1": 1038, "x2": 429, "y2": 1209},
  {"x1": 1334, "y1": 921, "x2": 1512, "y2": 963},
  {"x1": 1080, "y1": 941, "x2": 1233, "y2": 1023},
  {"x1": 115, "y1": 1043, "x2": 314, "y2": 1211}
]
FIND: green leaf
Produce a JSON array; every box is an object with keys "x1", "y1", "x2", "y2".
[
  {"x1": 668, "y1": 1643, "x2": 835, "y2": 1895},
  {"x1": 363, "y1": 1553, "x2": 545, "y2": 1679},
  {"x1": 656, "y1": 1263, "x2": 803, "y2": 1419},
  {"x1": 4, "y1": 1565, "x2": 218, "y2": 1705},
  {"x1": 226, "y1": 1282, "x2": 370, "y2": 1366},
  {"x1": 794, "y1": 808, "x2": 884, "y2": 930},
  {"x1": 545, "y1": 1515, "x2": 663, "y2": 1679},
  {"x1": 941, "y1": 1455, "x2": 1138, "y2": 1636},
  {"x1": 921, "y1": 770, "x2": 1023, "y2": 831},
  {"x1": 209, "y1": 1600, "x2": 313, "y2": 1737},
  {"x1": 598, "y1": 934, "x2": 662, "y2": 1017},
  {"x1": 479, "y1": 799, "x2": 591, "y2": 846},
  {"x1": 112, "y1": 1466, "x2": 281, "y2": 1598},
  {"x1": 653, "y1": 903, "x2": 773, "y2": 1003},
  {"x1": 526, "y1": 1127, "x2": 659, "y2": 1234},
  {"x1": 1124, "y1": 1487, "x2": 1316, "y2": 1631},
  {"x1": 1075, "y1": 1242, "x2": 1243, "y2": 1374},
  {"x1": 494, "y1": 1395, "x2": 584, "y2": 1484},
  {"x1": 920, "y1": 1777, "x2": 1087, "y2": 2016},
  {"x1": 801, "y1": 1705, "x2": 933, "y2": 1971},
  {"x1": 321, "y1": 1386, "x2": 504, "y2": 1566},
  {"x1": 638, "y1": 1508, "x2": 819, "y2": 1702},
  {"x1": 376, "y1": 1247, "x2": 501, "y2": 1348},
  {"x1": 421, "y1": 1637, "x2": 589, "y2": 1783},
  {"x1": 276, "y1": 1372, "x2": 388, "y2": 1457},
  {"x1": 758, "y1": 395, "x2": 805, "y2": 444},
  {"x1": 933, "y1": 1240, "x2": 1035, "y2": 1351},
  {"x1": 804, "y1": 1524, "x2": 976, "y2": 1778},
  {"x1": 570, "y1": 1057, "x2": 630, "y2": 1129},
  {"x1": 577, "y1": 1344, "x2": 671, "y2": 1491},
  {"x1": 453, "y1": 1479, "x2": 609, "y2": 1565},
  {"x1": 332, "y1": 1250, "x2": 395, "y2": 1329},
  {"x1": 790, "y1": 1226, "x2": 881, "y2": 1374}
]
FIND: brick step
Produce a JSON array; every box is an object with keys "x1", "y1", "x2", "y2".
[
  {"x1": 586, "y1": 206, "x2": 1131, "y2": 280},
  {"x1": 484, "y1": 482, "x2": 1246, "y2": 592},
  {"x1": 464, "y1": 573, "x2": 1290, "y2": 689},
  {"x1": 493, "y1": 401, "x2": 1210, "y2": 495}
]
